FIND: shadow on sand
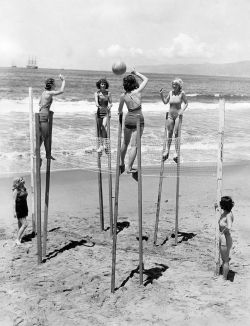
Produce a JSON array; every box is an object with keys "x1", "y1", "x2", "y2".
[
  {"x1": 116, "y1": 263, "x2": 169, "y2": 291},
  {"x1": 43, "y1": 238, "x2": 95, "y2": 262}
]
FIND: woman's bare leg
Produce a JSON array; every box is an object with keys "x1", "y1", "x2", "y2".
[
  {"x1": 163, "y1": 119, "x2": 174, "y2": 160},
  {"x1": 120, "y1": 127, "x2": 132, "y2": 167},
  {"x1": 127, "y1": 126, "x2": 144, "y2": 172}
]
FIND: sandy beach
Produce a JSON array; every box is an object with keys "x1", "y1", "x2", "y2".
[{"x1": 0, "y1": 161, "x2": 250, "y2": 326}]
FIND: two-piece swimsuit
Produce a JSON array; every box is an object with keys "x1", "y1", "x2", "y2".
[{"x1": 124, "y1": 93, "x2": 144, "y2": 130}]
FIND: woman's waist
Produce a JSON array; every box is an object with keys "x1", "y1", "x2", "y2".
[{"x1": 127, "y1": 105, "x2": 142, "y2": 113}]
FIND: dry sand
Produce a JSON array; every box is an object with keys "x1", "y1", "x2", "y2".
[{"x1": 0, "y1": 162, "x2": 250, "y2": 326}]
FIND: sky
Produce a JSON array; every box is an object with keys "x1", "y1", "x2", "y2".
[{"x1": 1, "y1": 0, "x2": 250, "y2": 70}]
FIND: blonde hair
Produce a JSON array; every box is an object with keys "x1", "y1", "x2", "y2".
[
  {"x1": 172, "y1": 78, "x2": 183, "y2": 90},
  {"x1": 12, "y1": 177, "x2": 25, "y2": 190}
]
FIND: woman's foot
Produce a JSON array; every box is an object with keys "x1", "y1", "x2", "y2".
[
  {"x1": 15, "y1": 239, "x2": 21, "y2": 246},
  {"x1": 46, "y1": 155, "x2": 56, "y2": 160},
  {"x1": 173, "y1": 154, "x2": 178, "y2": 163},
  {"x1": 162, "y1": 151, "x2": 169, "y2": 161},
  {"x1": 97, "y1": 146, "x2": 104, "y2": 153},
  {"x1": 126, "y1": 168, "x2": 138, "y2": 174}
]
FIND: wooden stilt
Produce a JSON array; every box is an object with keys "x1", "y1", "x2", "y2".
[
  {"x1": 154, "y1": 113, "x2": 168, "y2": 245},
  {"x1": 137, "y1": 115, "x2": 143, "y2": 285},
  {"x1": 42, "y1": 111, "x2": 54, "y2": 257},
  {"x1": 174, "y1": 115, "x2": 183, "y2": 245},
  {"x1": 111, "y1": 113, "x2": 123, "y2": 293},
  {"x1": 215, "y1": 98, "x2": 225, "y2": 275},
  {"x1": 95, "y1": 114, "x2": 104, "y2": 231},
  {"x1": 29, "y1": 87, "x2": 36, "y2": 233},
  {"x1": 107, "y1": 113, "x2": 113, "y2": 237},
  {"x1": 35, "y1": 113, "x2": 42, "y2": 264}
]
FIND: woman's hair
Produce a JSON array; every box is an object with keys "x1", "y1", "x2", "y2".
[
  {"x1": 96, "y1": 78, "x2": 109, "y2": 89},
  {"x1": 220, "y1": 196, "x2": 234, "y2": 212},
  {"x1": 172, "y1": 78, "x2": 183, "y2": 90},
  {"x1": 12, "y1": 177, "x2": 25, "y2": 191},
  {"x1": 45, "y1": 78, "x2": 55, "y2": 90},
  {"x1": 123, "y1": 75, "x2": 139, "y2": 92}
]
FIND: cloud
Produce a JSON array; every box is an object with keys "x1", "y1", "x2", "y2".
[
  {"x1": 158, "y1": 33, "x2": 213, "y2": 59},
  {"x1": 98, "y1": 44, "x2": 144, "y2": 58}
]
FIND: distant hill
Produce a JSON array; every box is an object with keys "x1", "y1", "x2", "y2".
[{"x1": 137, "y1": 61, "x2": 250, "y2": 77}]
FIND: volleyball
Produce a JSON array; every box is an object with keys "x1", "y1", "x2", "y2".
[{"x1": 112, "y1": 61, "x2": 126, "y2": 75}]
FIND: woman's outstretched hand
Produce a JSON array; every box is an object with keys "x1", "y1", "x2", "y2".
[{"x1": 59, "y1": 74, "x2": 65, "y2": 81}]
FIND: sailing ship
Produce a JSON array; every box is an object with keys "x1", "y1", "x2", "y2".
[{"x1": 26, "y1": 57, "x2": 38, "y2": 69}]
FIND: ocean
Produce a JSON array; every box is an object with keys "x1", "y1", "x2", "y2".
[{"x1": 1, "y1": 67, "x2": 250, "y2": 176}]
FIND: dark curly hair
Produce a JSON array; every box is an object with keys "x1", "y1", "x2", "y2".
[
  {"x1": 45, "y1": 78, "x2": 55, "y2": 90},
  {"x1": 123, "y1": 75, "x2": 139, "y2": 92},
  {"x1": 220, "y1": 196, "x2": 234, "y2": 212},
  {"x1": 96, "y1": 78, "x2": 109, "y2": 89}
]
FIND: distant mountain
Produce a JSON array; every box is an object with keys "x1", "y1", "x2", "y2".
[{"x1": 137, "y1": 61, "x2": 250, "y2": 77}]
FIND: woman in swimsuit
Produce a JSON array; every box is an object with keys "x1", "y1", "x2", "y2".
[
  {"x1": 39, "y1": 74, "x2": 65, "y2": 160},
  {"x1": 94, "y1": 78, "x2": 112, "y2": 153},
  {"x1": 159, "y1": 78, "x2": 188, "y2": 162},
  {"x1": 12, "y1": 177, "x2": 28, "y2": 245},
  {"x1": 215, "y1": 196, "x2": 234, "y2": 280},
  {"x1": 118, "y1": 69, "x2": 148, "y2": 174}
]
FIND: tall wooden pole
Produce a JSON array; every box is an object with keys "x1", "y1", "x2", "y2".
[
  {"x1": 154, "y1": 113, "x2": 168, "y2": 245},
  {"x1": 43, "y1": 111, "x2": 54, "y2": 257},
  {"x1": 111, "y1": 113, "x2": 123, "y2": 293},
  {"x1": 215, "y1": 98, "x2": 225, "y2": 275},
  {"x1": 174, "y1": 115, "x2": 183, "y2": 245},
  {"x1": 29, "y1": 87, "x2": 36, "y2": 233},
  {"x1": 35, "y1": 113, "x2": 42, "y2": 264},
  {"x1": 107, "y1": 113, "x2": 113, "y2": 237},
  {"x1": 95, "y1": 114, "x2": 104, "y2": 231},
  {"x1": 137, "y1": 115, "x2": 143, "y2": 285}
]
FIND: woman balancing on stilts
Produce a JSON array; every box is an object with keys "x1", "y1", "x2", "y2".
[
  {"x1": 94, "y1": 78, "x2": 113, "y2": 153},
  {"x1": 39, "y1": 74, "x2": 65, "y2": 162},
  {"x1": 159, "y1": 78, "x2": 188, "y2": 163},
  {"x1": 118, "y1": 68, "x2": 148, "y2": 174}
]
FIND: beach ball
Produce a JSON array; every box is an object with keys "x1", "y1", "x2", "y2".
[{"x1": 112, "y1": 61, "x2": 126, "y2": 75}]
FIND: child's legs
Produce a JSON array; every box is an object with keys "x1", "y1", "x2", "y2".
[
  {"x1": 128, "y1": 125, "x2": 144, "y2": 170},
  {"x1": 121, "y1": 127, "x2": 132, "y2": 165},
  {"x1": 17, "y1": 217, "x2": 28, "y2": 241}
]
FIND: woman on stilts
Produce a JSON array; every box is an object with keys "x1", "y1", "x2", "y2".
[
  {"x1": 95, "y1": 78, "x2": 113, "y2": 153},
  {"x1": 159, "y1": 78, "x2": 188, "y2": 163},
  {"x1": 118, "y1": 69, "x2": 148, "y2": 174},
  {"x1": 39, "y1": 74, "x2": 65, "y2": 162}
]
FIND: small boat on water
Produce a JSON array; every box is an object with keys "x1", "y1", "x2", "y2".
[{"x1": 26, "y1": 57, "x2": 38, "y2": 69}]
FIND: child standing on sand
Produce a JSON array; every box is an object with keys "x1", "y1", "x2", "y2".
[
  {"x1": 215, "y1": 196, "x2": 234, "y2": 280},
  {"x1": 12, "y1": 177, "x2": 28, "y2": 245}
]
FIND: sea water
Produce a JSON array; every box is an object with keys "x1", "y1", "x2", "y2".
[{"x1": 1, "y1": 67, "x2": 250, "y2": 176}]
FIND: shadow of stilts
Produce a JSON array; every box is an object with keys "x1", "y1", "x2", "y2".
[
  {"x1": 116, "y1": 263, "x2": 169, "y2": 290},
  {"x1": 171, "y1": 231, "x2": 197, "y2": 243},
  {"x1": 43, "y1": 238, "x2": 95, "y2": 262}
]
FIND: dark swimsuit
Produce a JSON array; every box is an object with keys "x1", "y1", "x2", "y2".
[
  {"x1": 39, "y1": 92, "x2": 53, "y2": 122},
  {"x1": 124, "y1": 106, "x2": 144, "y2": 129},
  {"x1": 124, "y1": 92, "x2": 144, "y2": 130},
  {"x1": 97, "y1": 91, "x2": 109, "y2": 118},
  {"x1": 15, "y1": 187, "x2": 28, "y2": 219}
]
